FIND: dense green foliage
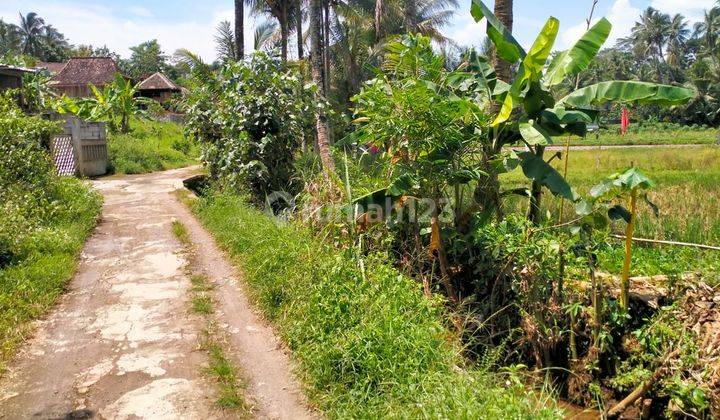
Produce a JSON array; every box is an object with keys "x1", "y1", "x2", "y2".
[
  {"x1": 0, "y1": 95, "x2": 102, "y2": 370},
  {"x1": 191, "y1": 192, "x2": 560, "y2": 418},
  {"x1": 185, "y1": 52, "x2": 317, "y2": 202},
  {"x1": 107, "y1": 119, "x2": 197, "y2": 175}
]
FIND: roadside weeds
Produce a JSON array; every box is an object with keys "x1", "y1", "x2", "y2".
[{"x1": 172, "y1": 219, "x2": 252, "y2": 416}]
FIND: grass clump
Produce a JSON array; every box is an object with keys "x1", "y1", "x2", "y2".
[
  {"x1": 203, "y1": 333, "x2": 251, "y2": 412},
  {"x1": 192, "y1": 295, "x2": 213, "y2": 315},
  {"x1": 171, "y1": 219, "x2": 191, "y2": 246},
  {"x1": 108, "y1": 118, "x2": 198, "y2": 174},
  {"x1": 191, "y1": 192, "x2": 561, "y2": 418}
]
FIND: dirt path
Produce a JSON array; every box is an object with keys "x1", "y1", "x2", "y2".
[{"x1": 0, "y1": 167, "x2": 314, "y2": 419}]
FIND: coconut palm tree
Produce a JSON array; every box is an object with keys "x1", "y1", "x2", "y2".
[
  {"x1": 620, "y1": 7, "x2": 671, "y2": 63},
  {"x1": 0, "y1": 19, "x2": 21, "y2": 55},
  {"x1": 254, "y1": 19, "x2": 279, "y2": 50},
  {"x1": 247, "y1": 0, "x2": 296, "y2": 61},
  {"x1": 666, "y1": 14, "x2": 689, "y2": 69},
  {"x1": 694, "y1": 5, "x2": 720, "y2": 63},
  {"x1": 235, "y1": 0, "x2": 245, "y2": 59},
  {"x1": 295, "y1": 0, "x2": 304, "y2": 58},
  {"x1": 18, "y1": 12, "x2": 45, "y2": 57},
  {"x1": 493, "y1": 0, "x2": 513, "y2": 82},
  {"x1": 310, "y1": 0, "x2": 334, "y2": 172}
]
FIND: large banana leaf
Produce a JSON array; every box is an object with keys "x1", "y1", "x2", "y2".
[
  {"x1": 519, "y1": 121, "x2": 553, "y2": 146},
  {"x1": 519, "y1": 152, "x2": 576, "y2": 201},
  {"x1": 470, "y1": 0, "x2": 526, "y2": 62},
  {"x1": 558, "y1": 81, "x2": 695, "y2": 108},
  {"x1": 544, "y1": 18, "x2": 612, "y2": 87},
  {"x1": 492, "y1": 17, "x2": 559, "y2": 126}
]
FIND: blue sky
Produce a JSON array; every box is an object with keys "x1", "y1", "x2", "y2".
[{"x1": 0, "y1": 0, "x2": 716, "y2": 61}]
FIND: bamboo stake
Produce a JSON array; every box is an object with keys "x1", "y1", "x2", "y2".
[
  {"x1": 620, "y1": 188, "x2": 638, "y2": 311},
  {"x1": 610, "y1": 235, "x2": 720, "y2": 251}
]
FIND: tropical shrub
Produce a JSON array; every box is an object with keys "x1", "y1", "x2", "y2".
[
  {"x1": 0, "y1": 93, "x2": 59, "y2": 265},
  {"x1": 185, "y1": 52, "x2": 318, "y2": 203}
]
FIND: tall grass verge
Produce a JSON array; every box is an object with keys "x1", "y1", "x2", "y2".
[
  {"x1": 108, "y1": 119, "x2": 197, "y2": 174},
  {"x1": 0, "y1": 178, "x2": 102, "y2": 371},
  {"x1": 190, "y1": 192, "x2": 561, "y2": 418}
]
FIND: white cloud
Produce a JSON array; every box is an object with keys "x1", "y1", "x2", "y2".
[
  {"x1": 650, "y1": 0, "x2": 715, "y2": 20},
  {"x1": 0, "y1": 1, "x2": 259, "y2": 62},
  {"x1": 561, "y1": 0, "x2": 640, "y2": 49}
]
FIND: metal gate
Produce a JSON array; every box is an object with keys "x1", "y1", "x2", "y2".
[{"x1": 51, "y1": 135, "x2": 76, "y2": 175}]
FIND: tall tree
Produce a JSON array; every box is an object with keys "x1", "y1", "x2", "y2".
[
  {"x1": 18, "y1": 12, "x2": 45, "y2": 57},
  {"x1": 247, "y1": 0, "x2": 294, "y2": 61},
  {"x1": 404, "y1": 0, "x2": 418, "y2": 33},
  {"x1": 215, "y1": 20, "x2": 237, "y2": 62},
  {"x1": 0, "y1": 19, "x2": 21, "y2": 54},
  {"x1": 296, "y1": 0, "x2": 304, "y2": 58},
  {"x1": 667, "y1": 14, "x2": 689, "y2": 69},
  {"x1": 310, "y1": 0, "x2": 334, "y2": 172},
  {"x1": 126, "y1": 40, "x2": 171, "y2": 78},
  {"x1": 492, "y1": 0, "x2": 513, "y2": 82},
  {"x1": 235, "y1": 0, "x2": 245, "y2": 59}
]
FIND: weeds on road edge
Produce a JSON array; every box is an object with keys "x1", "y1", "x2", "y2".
[{"x1": 172, "y1": 220, "x2": 252, "y2": 415}]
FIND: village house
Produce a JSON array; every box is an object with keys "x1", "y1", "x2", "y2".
[
  {"x1": 0, "y1": 64, "x2": 35, "y2": 92},
  {"x1": 49, "y1": 57, "x2": 123, "y2": 98},
  {"x1": 136, "y1": 72, "x2": 181, "y2": 103}
]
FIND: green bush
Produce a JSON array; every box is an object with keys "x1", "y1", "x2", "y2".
[
  {"x1": 191, "y1": 192, "x2": 560, "y2": 418},
  {"x1": 185, "y1": 52, "x2": 318, "y2": 203}
]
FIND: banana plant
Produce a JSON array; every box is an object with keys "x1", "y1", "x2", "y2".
[
  {"x1": 587, "y1": 167, "x2": 657, "y2": 311},
  {"x1": 466, "y1": 0, "x2": 694, "y2": 224},
  {"x1": 55, "y1": 73, "x2": 148, "y2": 133}
]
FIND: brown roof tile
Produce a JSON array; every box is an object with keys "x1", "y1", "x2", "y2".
[
  {"x1": 137, "y1": 72, "x2": 180, "y2": 91},
  {"x1": 51, "y1": 57, "x2": 121, "y2": 87},
  {"x1": 35, "y1": 61, "x2": 68, "y2": 75}
]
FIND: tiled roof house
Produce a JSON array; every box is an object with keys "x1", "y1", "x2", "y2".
[{"x1": 50, "y1": 57, "x2": 123, "y2": 97}]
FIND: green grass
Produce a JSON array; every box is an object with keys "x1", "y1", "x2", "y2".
[
  {"x1": 0, "y1": 178, "x2": 102, "y2": 371},
  {"x1": 171, "y1": 219, "x2": 191, "y2": 246},
  {"x1": 190, "y1": 192, "x2": 561, "y2": 419},
  {"x1": 559, "y1": 127, "x2": 717, "y2": 146},
  {"x1": 192, "y1": 295, "x2": 214, "y2": 315},
  {"x1": 203, "y1": 333, "x2": 251, "y2": 412},
  {"x1": 108, "y1": 119, "x2": 198, "y2": 174},
  {"x1": 502, "y1": 146, "x2": 720, "y2": 278}
]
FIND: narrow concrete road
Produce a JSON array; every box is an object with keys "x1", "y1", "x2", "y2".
[{"x1": 0, "y1": 167, "x2": 313, "y2": 419}]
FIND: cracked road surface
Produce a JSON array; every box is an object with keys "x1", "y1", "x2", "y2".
[{"x1": 0, "y1": 167, "x2": 313, "y2": 419}]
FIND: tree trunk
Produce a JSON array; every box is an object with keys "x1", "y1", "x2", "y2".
[
  {"x1": 323, "y1": 0, "x2": 331, "y2": 96},
  {"x1": 492, "y1": 0, "x2": 513, "y2": 82},
  {"x1": 234, "y1": 0, "x2": 244, "y2": 59},
  {"x1": 296, "y1": 0, "x2": 304, "y2": 59},
  {"x1": 310, "y1": 0, "x2": 335, "y2": 173},
  {"x1": 375, "y1": 0, "x2": 384, "y2": 42},
  {"x1": 404, "y1": 0, "x2": 417, "y2": 33},
  {"x1": 280, "y1": 5, "x2": 289, "y2": 62}
]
